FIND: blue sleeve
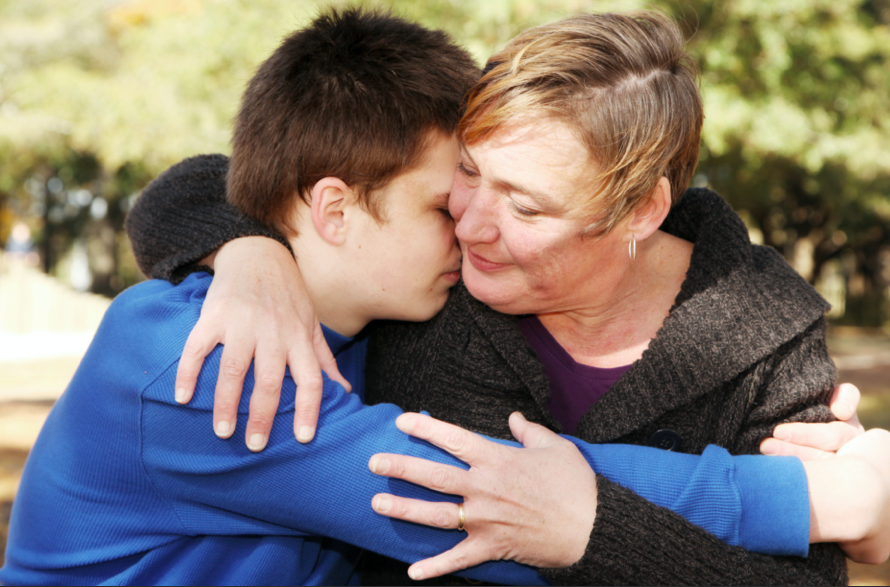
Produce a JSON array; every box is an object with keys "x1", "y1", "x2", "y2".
[
  {"x1": 560, "y1": 440, "x2": 809, "y2": 557},
  {"x1": 145, "y1": 370, "x2": 808, "y2": 587},
  {"x1": 142, "y1": 361, "x2": 547, "y2": 586}
]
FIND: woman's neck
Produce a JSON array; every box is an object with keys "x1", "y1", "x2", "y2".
[{"x1": 538, "y1": 230, "x2": 693, "y2": 368}]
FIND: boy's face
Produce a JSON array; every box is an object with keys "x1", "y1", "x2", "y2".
[{"x1": 350, "y1": 132, "x2": 463, "y2": 322}]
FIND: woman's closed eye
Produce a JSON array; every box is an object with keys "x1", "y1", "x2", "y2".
[
  {"x1": 509, "y1": 200, "x2": 539, "y2": 217},
  {"x1": 457, "y1": 161, "x2": 478, "y2": 178}
]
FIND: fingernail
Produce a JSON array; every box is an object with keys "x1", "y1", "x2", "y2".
[
  {"x1": 215, "y1": 421, "x2": 232, "y2": 438},
  {"x1": 408, "y1": 567, "x2": 425, "y2": 581},
  {"x1": 369, "y1": 456, "x2": 390, "y2": 475},
  {"x1": 248, "y1": 433, "x2": 266, "y2": 451},
  {"x1": 772, "y1": 426, "x2": 791, "y2": 441},
  {"x1": 175, "y1": 388, "x2": 188, "y2": 404},
  {"x1": 760, "y1": 439, "x2": 779, "y2": 455},
  {"x1": 374, "y1": 495, "x2": 392, "y2": 513},
  {"x1": 297, "y1": 426, "x2": 314, "y2": 443}
]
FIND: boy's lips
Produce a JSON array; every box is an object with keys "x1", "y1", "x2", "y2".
[
  {"x1": 442, "y1": 262, "x2": 462, "y2": 282},
  {"x1": 467, "y1": 248, "x2": 510, "y2": 272}
]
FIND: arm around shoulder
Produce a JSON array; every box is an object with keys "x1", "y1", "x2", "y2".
[{"x1": 125, "y1": 154, "x2": 290, "y2": 283}]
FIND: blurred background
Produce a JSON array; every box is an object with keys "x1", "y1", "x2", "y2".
[{"x1": 1, "y1": 0, "x2": 889, "y2": 581}]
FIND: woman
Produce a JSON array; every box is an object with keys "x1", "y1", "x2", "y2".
[{"x1": 126, "y1": 11, "x2": 883, "y2": 585}]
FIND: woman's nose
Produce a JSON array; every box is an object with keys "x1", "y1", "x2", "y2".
[{"x1": 455, "y1": 186, "x2": 499, "y2": 245}]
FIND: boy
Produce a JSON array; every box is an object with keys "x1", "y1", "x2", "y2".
[{"x1": 1, "y1": 8, "x2": 818, "y2": 586}]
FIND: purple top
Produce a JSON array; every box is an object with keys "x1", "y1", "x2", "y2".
[{"x1": 518, "y1": 315, "x2": 632, "y2": 433}]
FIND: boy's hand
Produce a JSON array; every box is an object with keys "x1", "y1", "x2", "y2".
[
  {"x1": 175, "y1": 236, "x2": 351, "y2": 451},
  {"x1": 760, "y1": 383, "x2": 865, "y2": 459},
  {"x1": 832, "y1": 428, "x2": 890, "y2": 564},
  {"x1": 804, "y1": 428, "x2": 890, "y2": 564},
  {"x1": 368, "y1": 412, "x2": 597, "y2": 580}
]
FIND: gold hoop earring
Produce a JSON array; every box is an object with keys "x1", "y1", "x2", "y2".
[{"x1": 628, "y1": 235, "x2": 636, "y2": 261}]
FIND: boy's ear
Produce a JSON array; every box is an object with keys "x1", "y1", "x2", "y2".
[
  {"x1": 309, "y1": 177, "x2": 353, "y2": 245},
  {"x1": 628, "y1": 176, "x2": 672, "y2": 241}
]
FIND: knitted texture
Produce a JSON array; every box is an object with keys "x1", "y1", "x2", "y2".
[
  {"x1": 125, "y1": 154, "x2": 292, "y2": 283},
  {"x1": 362, "y1": 189, "x2": 846, "y2": 586}
]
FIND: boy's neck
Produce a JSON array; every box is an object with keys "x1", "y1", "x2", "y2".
[{"x1": 287, "y1": 234, "x2": 370, "y2": 338}]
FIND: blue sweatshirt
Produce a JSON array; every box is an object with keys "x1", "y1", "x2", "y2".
[{"x1": 0, "y1": 273, "x2": 809, "y2": 585}]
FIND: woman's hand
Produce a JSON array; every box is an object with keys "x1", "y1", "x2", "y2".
[
  {"x1": 175, "y1": 236, "x2": 351, "y2": 450},
  {"x1": 368, "y1": 412, "x2": 597, "y2": 581},
  {"x1": 760, "y1": 383, "x2": 865, "y2": 459}
]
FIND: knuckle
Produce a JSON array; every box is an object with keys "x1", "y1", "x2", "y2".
[
  {"x1": 429, "y1": 467, "x2": 452, "y2": 490},
  {"x1": 450, "y1": 552, "x2": 470, "y2": 571},
  {"x1": 221, "y1": 357, "x2": 248, "y2": 379},
  {"x1": 311, "y1": 326, "x2": 327, "y2": 343},
  {"x1": 443, "y1": 429, "x2": 468, "y2": 453},
  {"x1": 392, "y1": 499, "x2": 410, "y2": 518},
  {"x1": 182, "y1": 339, "x2": 206, "y2": 358},
  {"x1": 176, "y1": 368, "x2": 198, "y2": 382},
  {"x1": 255, "y1": 372, "x2": 283, "y2": 394},
  {"x1": 215, "y1": 399, "x2": 238, "y2": 415},
  {"x1": 390, "y1": 458, "x2": 407, "y2": 479},
  {"x1": 298, "y1": 372, "x2": 325, "y2": 391},
  {"x1": 248, "y1": 412, "x2": 274, "y2": 429},
  {"x1": 415, "y1": 417, "x2": 434, "y2": 437},
  {"x1": 431, "y1": 505, "x2": 451, "y2": 528},
  {"x1": 295, "y1": 402, "x2": 319, "y2": 421}
]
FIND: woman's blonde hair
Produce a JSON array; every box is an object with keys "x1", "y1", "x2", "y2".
[{"x1": 460, "y1": 11, "x2": 703, "y2": 234}]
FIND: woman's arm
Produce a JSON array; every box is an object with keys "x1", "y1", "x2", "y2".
[{"x1": 124, "y1": 154, "x2": 290, "y2": 283}]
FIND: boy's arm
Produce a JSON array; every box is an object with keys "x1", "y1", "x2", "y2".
[
  {"x1": 144, "y1": 362, "x2": 813, "y2": 585},
  {"x1": 126, "y1": 155, "x2": 346, "y2": 445},
  {"x1": 143, "y1": 361, "x2": 549, "y2": 585},
  {"x1": 371, "y1": 412, "x2": 890, "y2": 582}
]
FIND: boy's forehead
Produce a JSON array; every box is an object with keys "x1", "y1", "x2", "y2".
[{"x1": 377, "y1": 133, "x2": 460, "y2": 202}]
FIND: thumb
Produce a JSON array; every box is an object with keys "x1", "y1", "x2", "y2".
[
  {"x1": 830, "y1": 383, "x2": 861, "y2": 426},
  {"x1": 509, "y1": 412, "x2": 560, "y2": 449}
]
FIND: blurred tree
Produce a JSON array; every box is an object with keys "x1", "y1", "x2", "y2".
[{"x1": 673, "y1": 0, "x2": 890, "y2": 325}]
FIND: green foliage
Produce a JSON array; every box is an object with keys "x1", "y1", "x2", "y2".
[{"x1": 1, "y1": 0, "x2": 889, "y2": 322}]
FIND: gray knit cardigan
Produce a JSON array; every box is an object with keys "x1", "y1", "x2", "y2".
[{"x1": 126, "y1": 154, "x2": 847, "y2": 586}]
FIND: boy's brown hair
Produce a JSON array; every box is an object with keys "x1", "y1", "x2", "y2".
[
  {"x1": 461, "y1": 11, "x2": 703, "y2": 235},
  {"x1": 228, "y1": 8, "x2": 480, "y2": 236}
]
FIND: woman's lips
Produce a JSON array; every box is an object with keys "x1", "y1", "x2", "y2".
[{"x1": 467, "y1": 248, "x2": 510, "y2": 272}]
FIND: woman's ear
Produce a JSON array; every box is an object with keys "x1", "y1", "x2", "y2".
[
  {"x1": 628, "y1": 176, "x2": 672, "y2": 241},
  {"x1": 309, "y1": 178, "x2": 353, "y2": 245}
]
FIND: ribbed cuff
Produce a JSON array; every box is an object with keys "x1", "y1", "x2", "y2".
[{"x1": 735, "y1": 454, "x2": 809, "y2": 558}]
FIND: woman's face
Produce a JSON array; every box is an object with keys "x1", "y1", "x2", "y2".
[{"x1": 450, "y1": 118, "x2": 630, "y2": 315}]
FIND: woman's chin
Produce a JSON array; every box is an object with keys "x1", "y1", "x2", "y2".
[{"x1": 462, "y1": 271, "x2": 529, "y2": 315}]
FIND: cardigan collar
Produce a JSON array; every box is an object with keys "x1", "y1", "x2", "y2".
[{"x1": 464, "y1": 189, "x2": 829, "y2": 441}]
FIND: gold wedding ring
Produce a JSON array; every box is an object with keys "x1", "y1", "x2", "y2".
[{"x1": 457, "y1": 502, "x2": 466, "y2": 531}]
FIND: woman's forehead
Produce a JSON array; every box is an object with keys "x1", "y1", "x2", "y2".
[{"x1": 469, "y1": 120, "x2": 592, "y2": 181}]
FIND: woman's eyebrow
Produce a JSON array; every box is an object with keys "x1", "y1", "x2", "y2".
[
  {"x1": 491, "y1": 175, "x2": 555, "y2": 206},
  {"x1": 461, "y1": 147, "x2": 555, "y2": 205}
]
